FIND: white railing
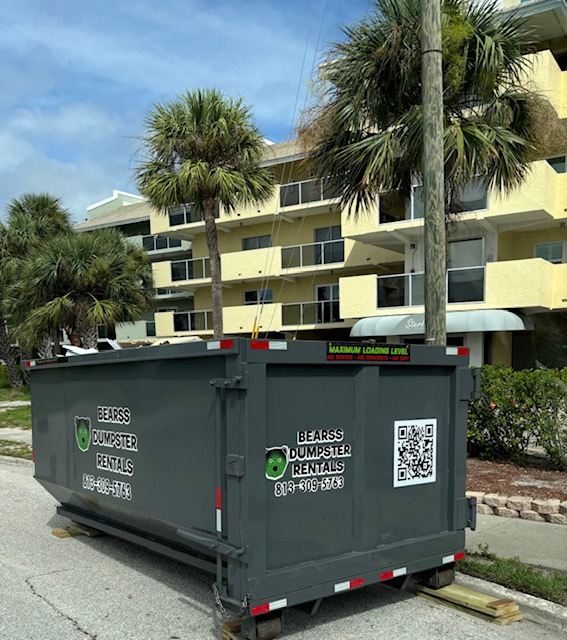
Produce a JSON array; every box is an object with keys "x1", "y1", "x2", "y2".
[
  {"x1": 279, "y1": 178, "x2": 338, "y2": 208},
  {"x1": 281, "y1": 239, "x2": 345, "y2": 269},
  {"x1": 376, "y1": 266, "x2": 485, "y2": 307},
  {"x1": 281, "y1": 300, "x2": 342, "y2": 325},
  {"x1": 173, "y1": 310, "x2": 212, "y2": 332},
  {"x1": 171, "y1": 257, "x2": 210, "y2": 282},
  {"x1": 142, "y1": 234, "x2": 182, "y2": 252}
]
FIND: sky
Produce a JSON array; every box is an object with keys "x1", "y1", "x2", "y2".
[{"x1": 0, "y1": 0, "x2": 369, "y2": 222}]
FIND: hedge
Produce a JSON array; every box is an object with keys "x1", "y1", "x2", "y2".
[{"x1": 468, "y1": 365, "x2": 567, "y2": 470}]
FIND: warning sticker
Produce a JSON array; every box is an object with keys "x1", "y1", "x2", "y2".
[{"x1": 327, "y1": 342, "x2": 410, "y2": 362}]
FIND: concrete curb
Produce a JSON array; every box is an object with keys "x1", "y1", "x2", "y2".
[
  {"x1": 0, "y1": 454, "x2": 32, "y2": 467},
  {"x1": 456, "y1": 572, "x2": 567, "y2": 634}
]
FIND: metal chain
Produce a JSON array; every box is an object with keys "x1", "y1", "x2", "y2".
[{"x1": 213, "y1": 583, "x2": 250, "y2": 619}]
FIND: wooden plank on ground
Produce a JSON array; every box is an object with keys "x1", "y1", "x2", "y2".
[
  {"x1": 416, "y1": 584, "x2": 519, "y2": 617},
  {"x1": 416, "y1": 583, "x2": 522, "y2": 625},
  {"x1": 417, "y1": 592, "x2": 523, "y2": 625},
  {"x1": 221, "y1": 621, "x2": 244, "y2": 640}
]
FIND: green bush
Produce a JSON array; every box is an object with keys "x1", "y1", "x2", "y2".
[{"x1": 468, "y1": 365, "x2": 567, "y2": 470}]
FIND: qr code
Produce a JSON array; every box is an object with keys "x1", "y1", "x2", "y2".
[{"x1": 393, "y1": 419, "x2": 437, "y2": 488}]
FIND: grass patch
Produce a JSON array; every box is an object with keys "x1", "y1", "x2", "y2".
[
  {"x1": 0, "y1": 387, "x2": 31, "y2": 402},
  {"x1": 0, "y1": 440, "x2": 32, "y2": 460},
  {"x1": 0, "y1": 406, "x2": 31, "y2": 430},
  {"x1": 461, "y1": 546, "x2": 567, "y2": 605}
]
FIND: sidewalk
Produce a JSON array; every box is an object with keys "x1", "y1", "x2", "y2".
[
  {"x1": 466, "y1": 513, "x2": 567, "y2": 571},
  {"x1": 0, "y1": 427, "x2": 32, "y2": 446}
]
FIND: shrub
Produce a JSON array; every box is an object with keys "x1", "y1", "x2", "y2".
[{"x1": 468, "y1": 365, "x2": 567, "y2": 470}]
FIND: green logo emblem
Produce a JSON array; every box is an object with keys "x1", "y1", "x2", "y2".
[
  {"x1": 265, "y1": 447, "x2": 289, "y2": 480},
  {"x1": 75, "y1": 416, "x2": 91, "y2": 452}
]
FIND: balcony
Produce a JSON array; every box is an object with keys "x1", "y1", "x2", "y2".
[
  {"x1": 141, "y1": 234, "x2": 190, "y2": 256},
  {"x1": 377, "y1": 267, "x2": 485, "y2": 307},
  {"x1": 224, "y1": 303, "x2": 283, "y2": 334},
  {"x1": 342, "y1": 162, "x2": 567, "y2": 248},
  {"x1": 339, "y1": 259, "x2": 567, "y2": 320},
  {"x1": 281, "y1": 300, "x2": 342, "y2": 327},
  {"x1": 155, "y1": 288, "x2": 191, "y2": 300},
  {"x1": 279, "y1": 177, "x2": 339, "y2": 212},
  {"x1": 173, "y1": 310, "x2": 213, "y2": 332},
  {"x1": 171, "y1": 257, "x2": 210, "y2": 282},
  {"x1": 282, "y1": 239, "x2": 345, "y2": 272}
]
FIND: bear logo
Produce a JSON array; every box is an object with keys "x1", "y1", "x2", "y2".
[
  {"x1": 75, "y1": 416, "x2": 91, "y2": 452},
  {"x1": 265, "y1": 446, "x2": 289, "y2": 480}
]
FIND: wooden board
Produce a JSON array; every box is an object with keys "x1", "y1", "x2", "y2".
[
  {"x1": 416, "y1": 584, "x2": 522, "y2": 625},
  {"x1": 222, "y1": 621, "x2": 244, "y2": 640},
  {"x1": 417, "y1": 592, "x2": 523, "y2": 625}
]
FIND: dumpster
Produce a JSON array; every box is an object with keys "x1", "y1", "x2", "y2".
[{"x1": 28, "y1": 338, "x2": 478, "y2": 639}]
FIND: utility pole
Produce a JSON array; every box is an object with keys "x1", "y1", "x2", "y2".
[{"x1": 421, "y1": 0, "x2": 446, "y2": 346}]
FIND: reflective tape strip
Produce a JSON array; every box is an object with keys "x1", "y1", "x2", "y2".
[
  {"x1": 334, "y1": 577, "x2": 365, "y2": 593},
  {"x1": 207, "y1": 339, "x2": 234, "y2": 350},
  {"x1": 446, "y1": 347, "x2": 469, "y2": 356},
  {"x1": 380, "y1": 567, "x2": 407, "y2": 581},
  {"x1": 250, "y1": 340, "x2": 288, "y2": 350},
  {"x1": 442, "y1": 551, "x2": 465, "y2": 564},
  {"x1": 269, "y1": 341, "x2": 287, "y2": 350},
  {"x1": 251, "y1": 598, "x2": 288, "y2": 616},
  {"x1": 215, "y1": 487, "x2": 222, "y2": 532}
]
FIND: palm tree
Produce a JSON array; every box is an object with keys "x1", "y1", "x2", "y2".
[
  {"x1": 0, "y1": 193, "x2": 72, "y2": 386},
  {"x1": 302, "y1": 0, "x2": 547, "y2": 225},
  {"x1": 8, "y1": 228, "x2": 154, "y2": 350},
  {"x1": 134, "y1": 88, "x2": 275, "y2": 338}
]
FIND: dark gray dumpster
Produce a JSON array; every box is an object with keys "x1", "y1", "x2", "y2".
[{"x1": 28, "y1": 338, "x2": 477, "y2": 639}]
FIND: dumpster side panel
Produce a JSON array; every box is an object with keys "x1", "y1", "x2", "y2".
[
  {"x1": 372, "y1": 366, "x2": 452, "y2": 546},
  {"x1": 34, "y1": 356, "x2": 227, "y2": 541},
  {"x1": 263, "y1": 365, "x2": 356, "y2": 569}
]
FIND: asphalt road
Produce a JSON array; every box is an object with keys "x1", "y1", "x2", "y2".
[{"x1": 0, "y1": 459, "x2": 563, "y2": 640}]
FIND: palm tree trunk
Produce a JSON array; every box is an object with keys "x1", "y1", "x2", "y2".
[
  {"x1": 0, "y1": 317, "x2": 23, "y2": 388},
  {"x1": 75, "y1": 296, "x2": 99, "y2": 350},
  {"x1": 204, "y1": 200, "x2": 223, "y2": 338}
]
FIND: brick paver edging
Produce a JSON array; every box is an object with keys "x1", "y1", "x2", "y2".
[{"x1": 466, "y1": 492, "x2": 567, "y2": 525}]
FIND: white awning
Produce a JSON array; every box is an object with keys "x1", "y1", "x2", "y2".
[{"x1": 350, "y1": 310, "x2": 534, "y2": 337}]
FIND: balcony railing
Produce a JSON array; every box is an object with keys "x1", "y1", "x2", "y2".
[
  {"x1": 281, "y1": 239, "x2": 345, "y2": 269},
  {"x1": 143, "y1": 234, "x2": 182, "y2": 252},
  {"x1": 282, "y1": 300, "x2": 342, "y2": 325},
  {"x1": 171, "y1": 257, "x2": 210, "y2": 282},
  {"x1": 377, "y1": 267, "x2": 485, "y2": 307},
  {"x1": 173, "y1": 310, "x2": 212, "y2": 332},
  {"x1": 279, "y1": 178, "x2": 338, "y2": 208},
  {"x1": 168, "y1": 203, "x2": 219, "y2": 227},
  {"x1": 378, "y1": 180, "x2": 489, "y2": 224}
]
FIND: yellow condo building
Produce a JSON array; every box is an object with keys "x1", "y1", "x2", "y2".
[{"x1": 97, "y1": 0, "x2": 564, "y2": 369}]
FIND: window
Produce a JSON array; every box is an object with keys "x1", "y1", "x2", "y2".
[
  {"x1": 146, "y1": 321, "x2": 156, "y2": 337},
  {"x1": 157, "y1": 307, "x2": 177, "y2": 313},
  {"x1": 97, "y1": 325, "x2": 108, "y2": 339},
  {"x1": 316, "y1": 284, "x2": 340, "y2": 323},
  {"x1": 535, "y1": 242, "x2": 563, "y2": 263},
  {"x1": 244, "y1": 289, "x2": 273, "y2": 305},
  {"x1": 546, "y1": 156, "x2": 566, "y2": 173},
  {"x1": 314, "y1": 225, "x2": 344, "y2": 264},
  {"x1": 242, "y1": 235, "x2": 272, "y2": 251},
  {"x1": 156, "y1": 288, "x2": 173, "y2": 295},
  {"x1": 448, "y1": 238, "x2": 483, "y2": 268}
]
